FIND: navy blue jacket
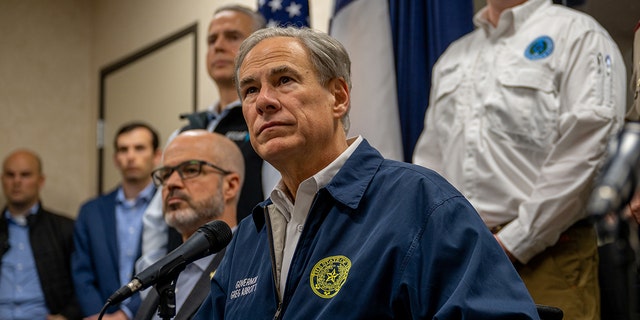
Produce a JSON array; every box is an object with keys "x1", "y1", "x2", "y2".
[
  {"x1": 195, "y1": 140, "x2": 539, "y2": 319},
  {"x1": 71, "y1": 188, "x2": 142, "y2": 317}
]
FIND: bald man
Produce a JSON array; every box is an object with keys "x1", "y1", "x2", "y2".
[
  {"x1": 0, "y1": 150, "x2": 81, "y2": 320},
  {"x1": 135, "y1": 131, "x2": 244, "y2": 320}
]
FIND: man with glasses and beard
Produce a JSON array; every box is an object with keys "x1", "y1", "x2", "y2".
[{"x1": 134, "y1": 130, "x2": 243, "y2": 320}]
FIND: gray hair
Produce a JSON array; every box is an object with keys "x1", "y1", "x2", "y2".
[
  {"x1": 234, "y1": 27, "x2": 352, "y2": 133},
  {"x1": 214, "y1": 5, "x2": 266, "y2": 32}
]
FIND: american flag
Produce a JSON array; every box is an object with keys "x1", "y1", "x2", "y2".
[{"x1": 257, "y1": 0, "x2": 310, "y2": 28}]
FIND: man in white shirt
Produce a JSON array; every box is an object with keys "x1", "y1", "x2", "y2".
[{"x1": 413, "y1": 0, "x2": 627, "y2": 319}]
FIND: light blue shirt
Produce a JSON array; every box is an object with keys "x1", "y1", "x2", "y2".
[
  {"x1": 115, "y1": 183, "x2": 155, "y2": 287},
  {"x1": 0, "y1": 204, "x2": 48, "y2": 320}
]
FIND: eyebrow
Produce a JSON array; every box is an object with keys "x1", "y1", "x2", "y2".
[
  {"x1": 239, "y1": 65, "x2": 301, "y2": 89},
  {"x1": 208, "y1": 29, "x2": 244, "y2": 42}
]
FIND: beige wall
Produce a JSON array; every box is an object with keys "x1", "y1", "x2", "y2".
[
  {"x1": 0, "y1": 0, "x2": 332, "y2": 218},
  {"x1": 0, "y1": 0, "x2": 92, "y2": 218}
]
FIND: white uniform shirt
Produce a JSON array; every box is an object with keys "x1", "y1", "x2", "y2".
[{"x1": 413, "y1": 0, "x2": 627, "y2": 263}]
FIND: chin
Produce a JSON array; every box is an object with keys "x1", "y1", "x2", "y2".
[
  {"x1": 260, "y1": 134, "x2": 302, "y2": 153},
  {"x1": 258, "y1": 146, "x2": 295, "y2": 167}
]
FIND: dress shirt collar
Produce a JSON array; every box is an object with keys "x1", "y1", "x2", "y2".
[
  {"x1": 4, "y1": 203, "x2": 39, "y2": 226},
  {"x1": 270, "y1": 135, "x2": 363, "y2": 221},
  {"x1": 116, "y1": 182, "x2": 156, "y2": 206},
  {"x1": 474, "y1": 0, "x2": 549, "y2": 37}
]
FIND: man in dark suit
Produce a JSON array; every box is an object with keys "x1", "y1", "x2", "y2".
[
  {"x1": 72, "y1": 122, "x2": 161, "y2": 320},
  {"x1": 0, "y1": 149, "x2": 82, "y2": 320},
  {"x1": 134, "y1": 131, "x2": 242, "y2": 320}
]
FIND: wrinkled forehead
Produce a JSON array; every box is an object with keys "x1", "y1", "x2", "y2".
[{"x1": 240, "y1": 37, "x2": 311, "y2": 74}]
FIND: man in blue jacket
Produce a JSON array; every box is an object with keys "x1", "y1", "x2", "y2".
[
  {"x1": 72, "y1": 122, "x2": 161, "y2": 319},
  {"x1": 194, "y1": 27, "x2": 540, "y2": 319}
]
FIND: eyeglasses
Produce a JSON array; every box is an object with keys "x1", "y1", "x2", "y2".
[{"x1": 151, "y1": 160, "x2": 231, "y2": 187}]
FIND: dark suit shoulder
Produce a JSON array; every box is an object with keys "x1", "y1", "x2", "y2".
[
  {"x1": 40, "y1": 207, "x2": 74, "y2": 222},
  {"x1": 31, "y1": 207, "x2": 75, "y2": 240},
  {"x1": 81, "y1": 188, "x2": 118, "y2": 206},
  {"x1": 77, "y1": 189, "x2": 118, "y2": 218}
]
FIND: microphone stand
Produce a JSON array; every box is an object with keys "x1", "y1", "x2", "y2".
[
  {"x1": 587, "y1": 122, "x2": 640, "y2": 319},
  {"x1": 594, "y1": 210, "x2": 638, "y2": 320},
  {"x1": 155, "y1": 276, "x2": 179, "y2": 320}
]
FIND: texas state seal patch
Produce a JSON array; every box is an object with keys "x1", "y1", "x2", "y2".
[
  {"x1": 525, "y1": 35, "x2": 554, "y2": 60},
  {"x1": 310, "y1": 255, "x2": 351, "y2": 299}
]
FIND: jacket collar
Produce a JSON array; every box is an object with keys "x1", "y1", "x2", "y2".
[
  {"x1": 251, "y1": 139, "x2": 383, "y2": 229},
  {"x1": 475, "y1": 0, "x2": 549, "y2": 37}
]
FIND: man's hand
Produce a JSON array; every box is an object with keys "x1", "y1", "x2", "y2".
[
  {"x1": 627, "y1": 190, "x2": 640, "y2": 224},
  {"x1": 46, "y1": 314, "x2": 68, "y2": 320}
]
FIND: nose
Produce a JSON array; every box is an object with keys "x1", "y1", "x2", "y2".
[
  {"x1": 211, "y1": 36, "x2": 229, "y2": 53},
  {"x1": 164, "y1": 170, "x2": 184, "y2": 189},
  {"x1": 125, "y1": 149, "x2": 137, "y2": 160},
  {"x1": 213, "y1": 39, "x2": 224, "y2": 52},
  {"x1": 254, "y1": 86, "x2": 281, "y2": 116}
]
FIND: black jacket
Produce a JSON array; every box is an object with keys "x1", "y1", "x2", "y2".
[{"x1": 0, "y1": 205, "x2": 82, "y2": 320}]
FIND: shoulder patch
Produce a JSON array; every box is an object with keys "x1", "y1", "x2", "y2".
[
  {"x1": 309, "y1": 255, "x2": 351, "y2": 299},
  {"x1": 525, "y1": 36, "x2": 554, "y2": 60}
]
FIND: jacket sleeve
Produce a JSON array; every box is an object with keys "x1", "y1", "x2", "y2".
[
  {"x1": 404, "y1": 196, "x2": 539, "y2": 319},
  {"x1": 42, "y1": 212, "x2": 84, "y2": 320},
  {"x1": 71, "y1": 203, "x2": 107, "y2": 316}
]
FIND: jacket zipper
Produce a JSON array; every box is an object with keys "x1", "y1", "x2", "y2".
[
  {"x1": 264, "y1": 206, "x2": 284, "y2": 319},
  {"x1": 267, "y1": 192, "x2": 322, "y2": 320}
]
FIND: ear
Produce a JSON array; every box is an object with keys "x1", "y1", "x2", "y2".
[
  {"x1": 329, "y1": 77, "x2": 350, "y2": 120},
  {"x1": 222, "y1": 173, "x2": 241, "y2": 204}
]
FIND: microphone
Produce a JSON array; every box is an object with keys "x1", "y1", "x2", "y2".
[
  {"x1": 106, "y1": 220, "x2": 232, "y2": 305},
  {"x1": 587, "y1": 122, "x2": 640, "y2": 218}
]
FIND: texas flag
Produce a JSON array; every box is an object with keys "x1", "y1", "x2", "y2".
[
  {"x1": 258, "y1": 0, "x2": 310, "y2": 28},
  {"x1": 330, "y1": 0, "x2": 474, "y2": 161}
]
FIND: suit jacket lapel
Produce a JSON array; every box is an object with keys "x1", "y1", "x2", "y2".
[
  {"x1": 175, "y1": 248, "x2": 226, "y2": 320},
  {"x1": 102, "y1": 190, "x2": 120, "y2": 274},
  {"x1": 135, "y1": 289, "x2": 160, "y2": 320}
]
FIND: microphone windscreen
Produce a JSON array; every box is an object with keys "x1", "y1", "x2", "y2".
[{"x1": 199, "y1": 220, "x2": 233, "y2": 253}]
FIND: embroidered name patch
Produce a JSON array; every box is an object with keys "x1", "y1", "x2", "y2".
[
  {"x1": 309, "y1": 255, "x2": 351, "y2": 299},
  {"x1": 230, "y1": 276, "x2": 258, "y2": 299},
  {"x1": 524, "y1": 36, "x2": 554, "y2": 60}
]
